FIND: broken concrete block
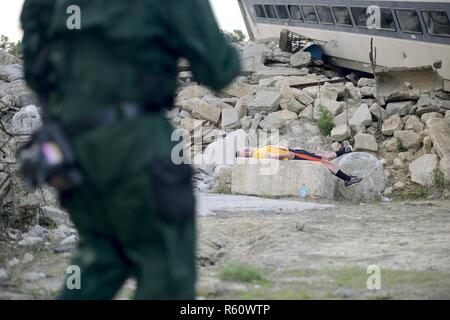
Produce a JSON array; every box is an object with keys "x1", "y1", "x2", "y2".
[
  {"x1": 382, "y1": 115, "x2": 403, "y2": 136},
  {"x1": 247, "y1": 90, "x2": 282, "y2": 116},
  {"x1": 259, "y1": 112, "x2": 286, "y2": 131},
  {"x1": 177, "y1": 85, "x2": 210, "y2": 101},
  {"x1": 290, "y1": 51, "x2": 312, "y2": 68},
  {"x1": 291, "y1": 88, "x2": 315, "y2": 106},
  {"x1": 386, "y1": 100, "x2": 414, "y2": 116},
  {"x1": 334, "y1": 152, "x2": 386, "y2": 201},
  {"x1": 331, "y1": 125, "x2": 351, "y2": 142},
  {"x1": 11, "y1": 105, "x2": 42, "y2": 135},
  {"x1": 426, "y1": 118, "x2": 450, "y2": 160},
  {"x1": 421, "y1": 112, "x2": 443, "y2": 123},
  {"x1": 409, "y1": 154, "x2": 439, "y2": 186},
  {"x1": 192, "y1": 101, "x2": 221, "y2": 124},
  {"x1": 369, "y1": 103, "x2": 388, "y2": 121},
  {"x1": 221, "y1": 108, "x2": 240, "y2": 130},
  {"x1": 393, "y1": 130, "x2": 421, "y2": 150},
  {"x1": 0, "y1": 64, "x2": 24, "y2": 82},
  {"x1": 354, "y1": 133, "x2": 378, "y2": 152},
  {"x1": 349, "y1": 103, "x2": 372, "y2": 128},
  {"x1": 404, "y1": 115, "x2": 424, "y2": 133},
  {"x1": 231, "y1": 158, "x2": 337, "y2": 200},
  {"x1": 211, "y1": 165, "x2": 233, "y2": 194},
  {"x1": 357, "y1": 78, "x2": 376, "y2": 87},
  {"x1": 282, "y1": 99, "x2": 306, "y2": 114}
]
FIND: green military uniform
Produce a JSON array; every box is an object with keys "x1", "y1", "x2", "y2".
[{"x1": 20, "y1": 0, "x2": 241, "y2": 299}]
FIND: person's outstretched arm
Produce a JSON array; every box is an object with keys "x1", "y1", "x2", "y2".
[{"x1": 164, "y1": 0, "x2": 242, "y2": 91}]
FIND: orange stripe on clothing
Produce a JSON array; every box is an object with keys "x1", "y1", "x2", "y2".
[{"x1": 292, "y1": 152, "x2": 322, "y2": 162}]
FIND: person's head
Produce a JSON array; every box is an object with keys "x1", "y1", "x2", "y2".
[{"x1": 236, "y1": 147, "x2": 254, "y2": 158}]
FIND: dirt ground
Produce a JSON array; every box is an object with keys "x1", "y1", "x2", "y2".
[{"x1": 1, "y1": 198, "x2": 450, "y2": 300}]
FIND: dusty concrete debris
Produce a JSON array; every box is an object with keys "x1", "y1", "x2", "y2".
[
  {"x1": 370, "y1": 103, "x2": 388, "y2": 121},
  {"x1": 211, "y1": 165, "x2": 233, "y2": 194},
  {"x1": 349, "y1": 103, "x2": 372, "y2": 129},
  {"x1": 334, "y1": 152, "x2": 387, "y2": 201},
  {"x1": 382, "y1": 115, "x2": 404, "y2": 136},
  {"x1": 393, "y1": 130, "x2": 421, "y2": 150},
  {"x1": 222, "y1": 79, "x2": 255, "y2": 98},
  {"x1": 439, "y1": 157, "x2": 450, "y2": 181},
  {"x1": 360, "y1": 86, "x2": 376, "y2": 98},
  {"x1": 282, "y1": 98, "x2": 306, "y2": 113},
  {"x1": 415, "y1": 95, "x2": 440, "y2": 116},
  {"x1": 0, "y1": 51, "x2": 22, "y2": 66},
  {"x1": 247, "y1": 90, "x2": 282, "y2": 116},
  {"x1": 409, "y1": 154, "x2": 439, "y2": 186},
  {"x1": 421, "y1": 112, "x2": 443, "y2": 123},
  {"x1": 232, "y1": 158, "x2": 337, "y2": 199},
  {"x1": 259, "y1": 112, "x2": 286, "y2": 131},
  {"x1": 386, "y1": 100, "x2": 415, "y2": 116},
  {"x1": 426, "y1": 118, "x2": 450, "y2": 161},
  {"x1": 357, "y1": 78, "x2": 376, "y2": 88},
  {"x1": 0, "y1": 268, "x2": 9, "y2": 283},
  {"x1": 354, "y1": 133, "x2": 378, "y2": 152},
  {"x1": 0, "y1": 64, "x2": 24, "y2": 82},
  {"x1": 11, "y1": 105, "x2": 42, "y2": 135},
  {"x1": 291, "y1": 88, "x2": 315, "y2": 106},
  {"x1": 221, "y1": 108, "x2": 240, "y2": 130},
  {"x1": 23, "y1": 272, "x2": 47, "y2": 282},
  {"x1": 234, "y1": 95, "x2": 251, "y2": 119},
  {"x1": 290, "y1": 51, "x2": 311, "y2": 68},
  {"x1": 405, "y1": 115, "x2": 425, "y2": 133},
  {"x1": 177, "y1": 85, "x2": 210, "y2": 101},
  {"x1": 192, "y1": 101, "x2": 221, "y2": 124},
  {"x1": 298, "y1": 105, "x2": 314, "y2": 119},
  {"x1": 323, "y1": 100, "x2": 346, "y2": 116},
  {"x1": 331, "y1": 125, "x2": 351, "y2": 142}
]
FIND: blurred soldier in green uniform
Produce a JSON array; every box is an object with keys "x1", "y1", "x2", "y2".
[{"x1": 20, "y1": 0, "x2": 240, "y2": 299}]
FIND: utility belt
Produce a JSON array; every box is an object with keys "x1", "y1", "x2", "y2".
[{"x1": 18, "y1": 102, "x2": 160, "y2": 192}]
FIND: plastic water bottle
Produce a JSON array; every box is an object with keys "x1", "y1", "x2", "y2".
[{"x1": 299, "y1": 184, "x2": 309, "y2": 199}]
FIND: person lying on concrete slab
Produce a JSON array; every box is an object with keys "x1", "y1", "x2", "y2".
[{"x1": 236, "y1": 141, "x2": 363, "y2": 188}]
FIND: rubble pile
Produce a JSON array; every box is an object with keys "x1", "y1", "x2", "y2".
[
  {"x1": 169, "y1": 39, "x2": 450, "y2": 199},
  {"x1": 1, "y1": 35, "x2": 450, "y2": 239},
  {"x1": 0, "y1": 51, "x2": 65, "y2": 244}
]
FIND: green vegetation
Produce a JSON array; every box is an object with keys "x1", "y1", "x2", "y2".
[
  {"x1": 222, "y1": 29, "x2": 247, "y2": 43},
  {"x1": 433, "y1": 169, "x2": 448, "y2": 188},
  {"x1": 316, "y1": 106, "x2": 335, "y2": 136},
  {"x1": 0, "y1": 35, "x2": 22, "y2": 57},
  {"x1": 393, "y1": 185, "x2": 429, "y2": 200},
  {"x1": 397, "y1": 139, "x2": 407, "y2": 152},
  {"x1": 219, "y1": 262, "x2": 268, "y2": 283},
  {"x1": 214, "y1": 266, "x2": 450, "y2": 300}
]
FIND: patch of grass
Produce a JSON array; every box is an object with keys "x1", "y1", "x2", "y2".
[
  {"x1": 397, "y1": 139, "x2": 407, "y2": 152},
  {"x1": 433, "y1": 169, "x2": 448, "y2": 188},
  {"x1": 316, "y1": 107, "x2": 335, "y2": 136},
  {"x1": 238, "y1": 288, "x2": 315, "y2": 300},
  {"x1": 393, "y1": 185, "x2": 429, "y2": 200},
  {"x1": 219, "y1": 262, "x2": 268, "y2": 284},
  {"x1": 26, "y1": 287, "x2": 59, "y2": 300}
]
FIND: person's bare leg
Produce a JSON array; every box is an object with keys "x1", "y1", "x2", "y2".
[
  {"x1": 320, "y1": 161, "x2": 339, "y2": 174},
  {"x1": 316, "y1": 152, "x2": 337, "y2": 161}
]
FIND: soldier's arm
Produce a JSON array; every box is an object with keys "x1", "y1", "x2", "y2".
[{"x1": 165, "y1": 0, "x2": 242, "y2": 91}]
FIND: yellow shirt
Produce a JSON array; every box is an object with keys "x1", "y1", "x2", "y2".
[{"x1": 252, "y1": 145, "x2": 290, "y2": 159}]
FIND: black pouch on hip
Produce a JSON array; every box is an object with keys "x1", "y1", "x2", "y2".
[
  {"x1": 149, "y1": 157, "x2": 196, "y2": 223},
  {"x1": 17, "y1": 122, "x2": 83, "y2": 192}
]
